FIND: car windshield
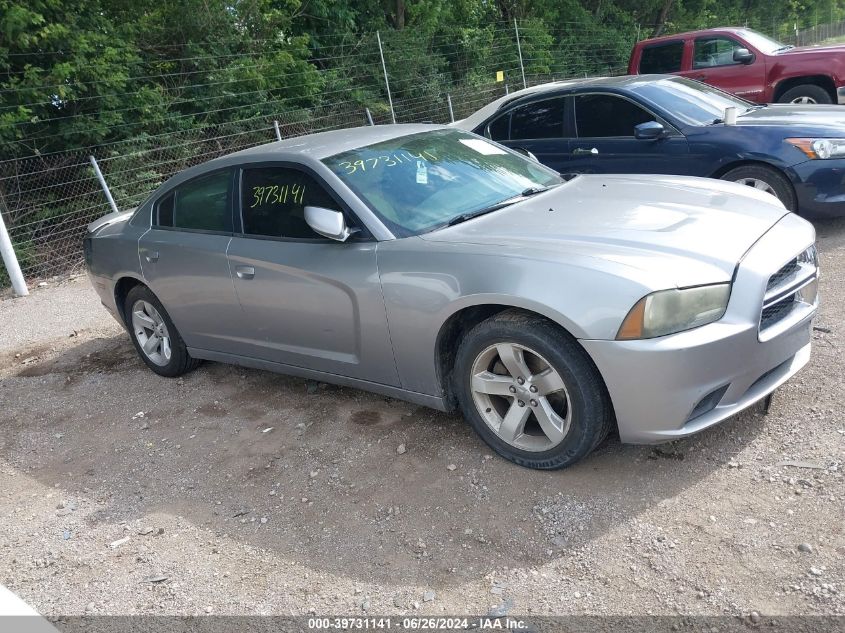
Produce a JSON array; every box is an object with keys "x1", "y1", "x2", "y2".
[
  {"x1": 322, "y1": 129, "x2": 563, "y2": 237},
  {"x1": 736, "y1": 29, "x2": 792, "y2": 54},
  {"x1": 633, "y1": 76, "x2": 755, "y2": 126}
]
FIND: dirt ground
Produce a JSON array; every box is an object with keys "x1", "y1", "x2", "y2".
[{"x1": 0, "y1": 218, "x2": 843, "y2": 620}]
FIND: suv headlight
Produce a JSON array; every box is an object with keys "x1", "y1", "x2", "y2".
[
  {"x1": 617, "y1": 284, "x2": 731, "y2": 340},
  {"x1": 787, "y1": 138, "x2": 845, "y2": 160}
]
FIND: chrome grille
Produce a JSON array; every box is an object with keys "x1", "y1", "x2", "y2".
[{"x1": 758, "y1": 245, "x2": 819, "y2": 340}]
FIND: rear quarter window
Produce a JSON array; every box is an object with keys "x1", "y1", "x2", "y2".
[{"x1": 639, "y1": 41, "x2": 684, "y2": 74}]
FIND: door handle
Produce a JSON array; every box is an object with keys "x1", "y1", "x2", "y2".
[
  {"x1": 143, "y1": 250, "x2": 159, "y2": 263},
  {"x1": 572, "y1": 147, "x2": 599, "y2": 156},
  {"x1": 235, "y1": 265, "x2": 255, "y2": 280}
]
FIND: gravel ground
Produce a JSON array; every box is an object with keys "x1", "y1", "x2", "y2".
[{"x1": 0, "y1": 218, "x2": 843, "y2": 619}]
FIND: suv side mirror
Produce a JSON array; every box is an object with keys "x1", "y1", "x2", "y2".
[
  {"x1": 733, "y1": 48, "x2": 754, "y2": 64},
  {"x1": 304, "y1": 206, "x2": 356, "y2": 242},
  {"x1": 634, "y1": 121, "x2": 666, "y2": 140}
]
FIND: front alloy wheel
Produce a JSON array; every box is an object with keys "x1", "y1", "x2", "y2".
[
  {"x1": 454, "y1": 310, "x2": 614, "y2": 470},
  {"x1": 470, "y1": 342, "x2": 571, "y2": 452}
]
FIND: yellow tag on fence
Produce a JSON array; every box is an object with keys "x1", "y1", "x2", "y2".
[{"x1": 495, "y1": 70, "x2": 504, "y2": 82}]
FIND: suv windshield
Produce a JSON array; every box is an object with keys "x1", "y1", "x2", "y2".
[
  {"x1": 633, "y1": 76, "x2": 754, "y2": 126},
  {"x1": 322, "y1": 129, "x2": 562, "y2": 236}
]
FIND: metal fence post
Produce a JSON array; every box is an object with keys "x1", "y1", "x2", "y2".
[
  {"x1": 446, "y1": 94, "x2": 455, "y2": 123},
  {"x1": 365, "y1": 108, "x2": 375, "y2": 126},
  {"x1": 377, "y1": 31, "x2": 396, "y2": 124},
  {"x1": 514, "y1": 18, "x2": 527, "y2": 89},
  {"x1": 273, "y1": 120, "x2": 282, "y2": 141},
  {"x1": 0, "y1": 206, "x2": 28, "y2": 296},
  {"x1": 89, "y1": 156, "x2": 119, "y2": 215}
]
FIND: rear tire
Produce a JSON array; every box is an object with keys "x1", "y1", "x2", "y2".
[
  {"x1": 124, "y1": 285, "x2": 200, "y2": 377},
  {"x1": 719, "y1": 164, "x2": 797, "y2": 212},
  {"x1": 453, "y1": 310, "x2": 613, "y2": 470},
  {"x1": 778, "y1": 84, "x2": 832, "y2": 104}
]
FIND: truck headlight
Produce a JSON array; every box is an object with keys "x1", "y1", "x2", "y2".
[
  {"x1": 617, "y1": 284, "x2": 731, "y2": 340},
  {"x1": 787, "y1": 138, "x2": 845, "y2": 160}
]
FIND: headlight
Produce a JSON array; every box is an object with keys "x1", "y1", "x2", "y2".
[
  {"x1": 786, "y1": 138, "x2": 845, "y2": 160},
  {"x1": 617, "y1": 284, "x2": 731, "y2": 340}
]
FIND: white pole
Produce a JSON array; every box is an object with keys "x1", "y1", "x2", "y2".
[
  {"x1": 273, "y1": 120, "x2": 282, "y2": 141},
  {"x1": 377, "y1": 31, "x2": 396, "y2": 124},
  {"x1": 365, "y1": 108, "x2": 375, "y2": 126},
  {"x1": 0, "y1": 208, "x2": 28, "y2": 296},
  {"x1": 514, "y1": 18, "x2": 527, "y2": 89},
  {"x1": 89, "y1": 155, "x2": 119, "y2": 215},
  {"x1": 447, "y1": 94, "x2": 455, "y2": 123}
]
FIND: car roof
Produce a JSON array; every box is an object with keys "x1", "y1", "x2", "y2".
[
  {"x1": 227, "y1": 123, "x2": 442, "y2": 161},
  {"x1": 149, "y1": 123, "x2": 449, "y2": 198},
  {"x1": 453, "y1": 75, "x2": 675, "y2": 131},
  {"x1": 164, "y1": 123, "x2": 447, "y2": 189}
]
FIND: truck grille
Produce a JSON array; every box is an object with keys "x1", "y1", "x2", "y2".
[{"x1": 758, "y1": 246, "x2": 818, "y2": 340}]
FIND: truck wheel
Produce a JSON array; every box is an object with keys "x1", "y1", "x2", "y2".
[
  {"x1": 778, "y1": 84, "x2": 832, "y2": 104},
  {"x1": 720, "y1": 164, "x2": 797, "y2": 212},
  {"x1": 453, "y1": 310, "x2": 614, "y2": 470}
]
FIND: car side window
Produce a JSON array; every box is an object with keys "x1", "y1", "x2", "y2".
[
  {"x1": 487, "y1": 98, "x2": 565, "y2": 141},
  {"x1": 488, "y1": 114, "x2": 510, "y2": 141},
  {"x1": 574, "y1": 94, "x2": 656, "y2": 138},
  {"x1": 241, "y1": 166, "x2": 340, "y2": 239},
  {"x1": 509, "y1": 99, "x2": 565, "y2": 140},
  {"x1": 155, "y1": 170, "x2": 233, "y2": 232},
  {"x1": 639, "y1": 41, "x2": 684, "y2": 74},
  {"x1": 693, "y1": 37, "x2": 744, "y2": 69}
]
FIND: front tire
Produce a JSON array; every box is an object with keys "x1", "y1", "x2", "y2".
[
  {"x1": 453, "y1": 310, "x2": 613, "y2": 470},
  {"x1": 124, "y1": 285, "x2": 200, "y2": 377},
  {"x1": 719, "y1": 164, "x2": 797, "y2": 212},
  {"x1": 778, "y1": 84, "x2": 832, "y2": 104}
]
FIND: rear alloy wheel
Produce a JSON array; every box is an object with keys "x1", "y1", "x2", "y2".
[
  {"x1": 454, "y1": 310, "x2": 613, "y2": 470},
  {"x1": 778, "y1": 84, "x2": 832, "y2": 105},
  {"x1": 719, "y1": 164, "x2": 797, "y2": 212},
  {"x1": 124, "y1": 285, "x2": 200, "y2": 377}
]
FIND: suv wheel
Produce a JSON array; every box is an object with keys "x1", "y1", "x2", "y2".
[
  {"x1": 453, "y1": 310, "x2": 613, "y2": 470},
  {"x1": 778, "y1": 84, "x2": 832, "y2": 104}
]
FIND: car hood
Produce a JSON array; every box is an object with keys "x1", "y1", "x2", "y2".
[
  {"x1": 776, "y1": 43, "x2": 845, "y2": 56},
  {"x1": 421, "y1": 174, "x2": 789, "y2": 287},
  {"x1": 734, "y1": 104, "x2": 845, "y2": 131}
]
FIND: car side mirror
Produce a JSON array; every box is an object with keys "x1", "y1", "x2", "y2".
[
  {"x1": 304, "y1": 206, "x2": 357, "y2": 242},
  {"x1": 634, "y1": 121, "x2": 666, "y2": 140},
  {"x1": 511, "y1": 147, "x2": 540, "y2": 162},
  {"x1": 733, "y1": 48, "x2": 754, "y2": 64}
]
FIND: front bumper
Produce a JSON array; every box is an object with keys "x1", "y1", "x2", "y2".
[
  {"x1": 790, "y1": 158, "x2": 845, "y2": 219},
  {"x1": 580, "y1": 213, "x2": 817, "y2": 444}
]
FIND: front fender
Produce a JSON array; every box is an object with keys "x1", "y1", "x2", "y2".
[{"x1": 377, "y1": 238, "x2": 653, "y2": 396}]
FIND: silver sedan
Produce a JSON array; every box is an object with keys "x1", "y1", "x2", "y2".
[{"x1": 85, "y1": 125, "x2": 819, "y2": 469}]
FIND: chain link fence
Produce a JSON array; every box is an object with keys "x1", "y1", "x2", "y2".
[{"x1": 0, "y1": 18, "x2": 840, "y2": 289}]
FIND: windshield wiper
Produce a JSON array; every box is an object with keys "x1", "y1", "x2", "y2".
[
  {"x1": 445, "y1": 186, "x2": 551, "y2": 227},
  {"x1": 773, "y1": 45, "x2": 794, "y2": 52},
  {"x1": 520, "y1": 185, "x2": 549, "y2": 196}
]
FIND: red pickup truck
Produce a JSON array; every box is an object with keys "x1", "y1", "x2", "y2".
[{"x1": 628, "y1": 27, "x2": 845, "y2": 105}]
